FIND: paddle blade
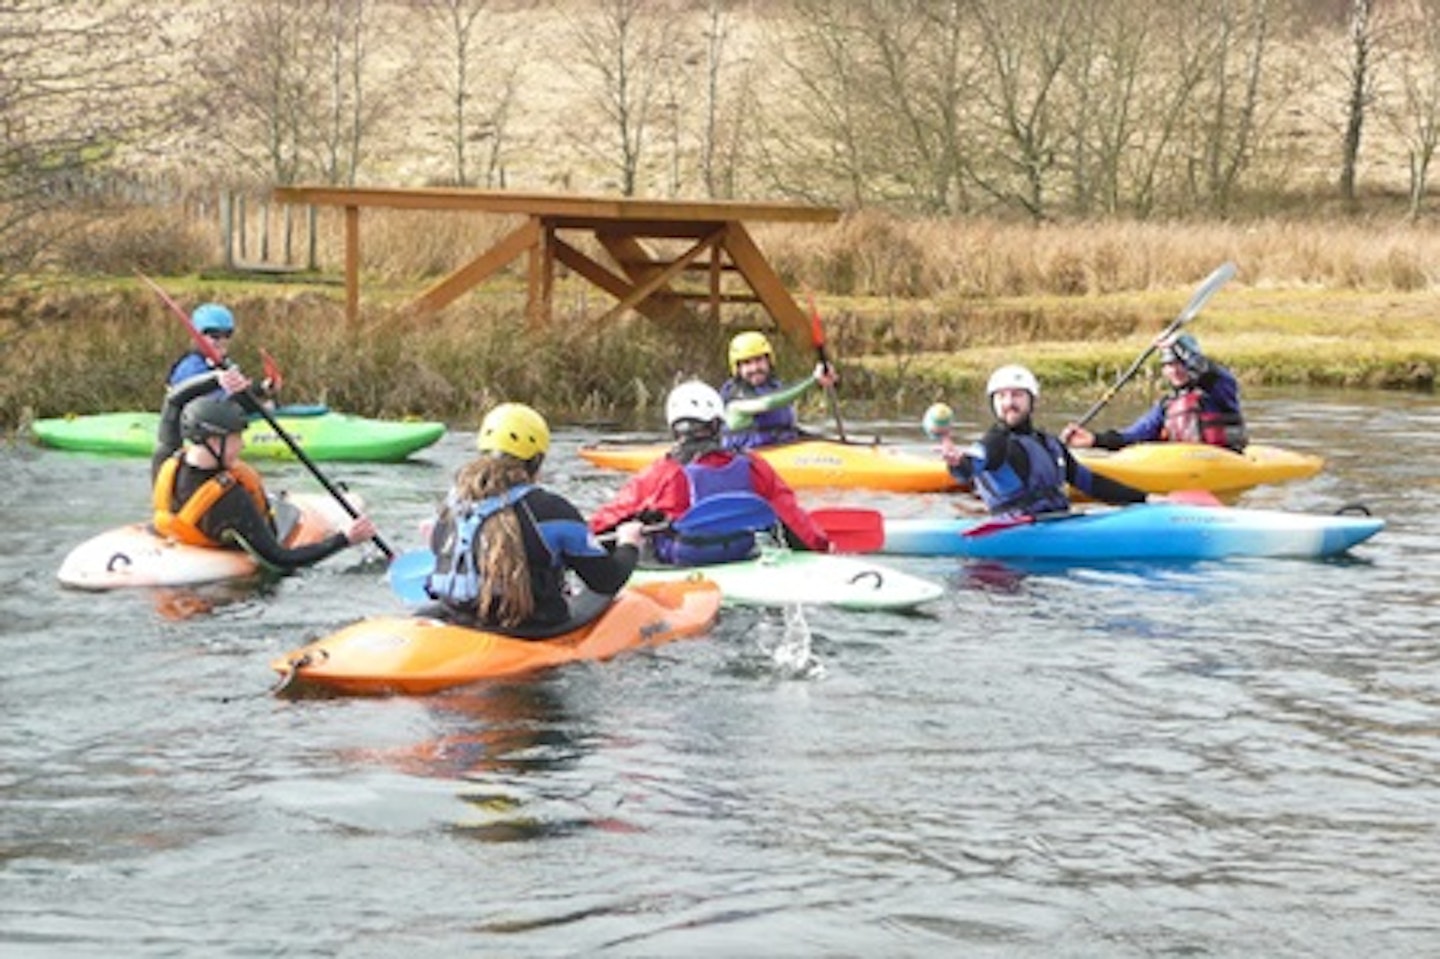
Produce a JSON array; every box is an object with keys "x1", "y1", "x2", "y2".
[
  {"x1": 962, "y1": 514, "x2": 1037, "y2": 539},
  {"x1": 260, "y1": 347, "x2": 284, "y2": 392},
  {"x1": 387, "y1": 548, "x2": 435, "y2": 604},
  {"x1": 810, "y1": 507, "x2": 884, "y2": 553},
  {"x1": 1166, "y1": 489, "x2": 1223, "y2": 507},
  {"x1": 806, "y1": 290, "x2": 826, "y2": 349},
  {"x1": 673, "y1": 492, "x2": 778, "y2": 537}
]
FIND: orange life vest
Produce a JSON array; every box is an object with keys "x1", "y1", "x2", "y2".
[{"x1": 152, "y1": 455, "x2": 270, "y2": 547}]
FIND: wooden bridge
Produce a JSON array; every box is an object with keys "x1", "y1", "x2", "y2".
[{"x1": 271, "y1": 186, "x2": 841, "y2": 344}]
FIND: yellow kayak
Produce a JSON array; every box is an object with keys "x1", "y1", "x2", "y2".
[
  {"x1": 1075, "y1": 443, "x2": 1324, "y2": 498},
  {"x1": 577, "y1": 438, "x2": 961, "y2": 493}
]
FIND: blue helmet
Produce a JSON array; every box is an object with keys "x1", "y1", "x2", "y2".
[
  {"x1": 192, "y1": 303, "x2": 235, "y2": 334},
  {"x1": 1160, "y1": 333, "x2": 1203, "y2": 373}
]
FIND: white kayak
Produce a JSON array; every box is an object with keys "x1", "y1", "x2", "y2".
[
  {"x1": 57, "y1": 493, "x2": 360, "y2": 590},
  {"x1": 627, "y1": 546, "x2": 943, "y2": 611}
]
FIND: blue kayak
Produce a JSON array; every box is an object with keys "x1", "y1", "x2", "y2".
[{"x1": 880, "y1": 503, "x2": 1383, "y2": 561}]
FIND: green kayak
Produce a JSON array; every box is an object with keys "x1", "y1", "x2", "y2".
[{"x1": 30, "y1": 406, "x2": 446, "y2": 462}]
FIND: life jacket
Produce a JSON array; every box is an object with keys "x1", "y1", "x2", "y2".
[
  {"x1": 151, "y1": 455, "x2": 270, "y2": 547},
  {"x1": 721, "y1": 378, "x2": 798, "y2": 450},
  {"x1": 973, "y1": 431, "x2": 1072, "y2": 518},
  {"x1": 655, "y1": 456, "x2": 760, "y2": 566},
  {"x1": 1161, "y1": 388, "x2": 1249, "y2": 450},
  {"x1": 426, "y1": 485, "x2": 536, "y2": 606}
]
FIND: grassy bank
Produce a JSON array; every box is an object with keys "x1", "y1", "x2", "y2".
[{"x1": 3, "y1": 213, "x2": 1438, "y2": 433}]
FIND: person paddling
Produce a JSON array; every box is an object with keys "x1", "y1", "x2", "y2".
[
  {"x1": 422, "y1": 403, "x2": 643, "y2": 631},
  {"x1": 1061, "y1": 334, "x2": 1248, "y2": 452},
  {"x1": 591, "y1": 380, "x2": 830, "y2": 562},
  {"x1": 719, "y1": 330, "x2": 837, "y2": 450},
  {"x1": 151, "y1": 386, "x2": 376, "y2": 571},
  {"x1": 939, "y1": 365, "x2": 1165, "y2": 518}
]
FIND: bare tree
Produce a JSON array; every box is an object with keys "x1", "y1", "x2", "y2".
[
  {"x1": 186, "y1": 1, "x2": 330, "y2": 186},
  {"x1": 1384, "y1": 0, "x2": 1440, "y2": 218},
  {"x1": 967, "y1": 0, "x2": 1082, "y2": 220},
  {"x1": 760, "y1": 0, "x2": 979, "y2": 213},
  {"x1": 699, "y1": 0, "x2": 732, "y2": 198},
  {"x1": 316, "y1": 0, "x2": 389, "y2": 187},
  {"x1": 415, "y1": 0, "x2": 517, "y2": 187},
  {"x1": 1339, "y1": 0, "x2": 1377, "y2": 208},
  {"x1": 563, "y1": 0, "x2": 678, "y2": 196},
  {"x1": 0, "y1": 0, "x2": 168, "y2": 271}
]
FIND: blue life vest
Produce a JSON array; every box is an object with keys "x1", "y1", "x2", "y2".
[
  {"x1": 426, "y1": 485, "x2": 535, "y2": 605},
  {"x1": 655, "y1": 457, "x2": 760, "y2": 566},
  {"x1": 973, "y1": 432, "x2": 1072, "y2": 517}
]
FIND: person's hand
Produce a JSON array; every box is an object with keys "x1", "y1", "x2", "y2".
[
  {"x1": 815, "y1": 361, "x2": 839, "y2": 389},
  {"x1": 939, "y1": 435, "x2": 967, "y2": 467},
  {"x1": 218, "y1": 367, "x2": 251, "y2": 396},
  {"x1": 343, "y1": 514, "x2": 378, "y2": 545},
  {"x1": 1060, "y1": 423, "x2": 1095, "y2": 447},
  {"x1": 614, "y1": 520, "x2": 644, "y2": 548}
]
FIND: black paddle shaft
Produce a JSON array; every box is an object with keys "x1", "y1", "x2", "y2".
[{"x1": 1075, "y1": 261, "x2": 1237, "y2": 429}]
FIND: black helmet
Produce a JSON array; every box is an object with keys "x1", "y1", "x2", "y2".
[{"x1": 181, "y1": 397, "x2": 249, "y2": 443}]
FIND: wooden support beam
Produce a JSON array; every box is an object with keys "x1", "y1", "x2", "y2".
[
  {"x1": 344, "y1": 206, "x2": 360, "y2": 322},
  {"x1": 552, "y1": 236, "x2": 678, "y2": 324},
  {"x1": 597, "y1": 229, "x2": 723, "y2": 325},
  {"x1": 720, "y1": 223, "x2": 809, "y2": 344},
  {"x1": 413, "y1": 219, "x2": 540, "y2": 315}
]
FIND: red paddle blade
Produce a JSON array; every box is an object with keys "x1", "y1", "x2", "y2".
[
  {"x1": 260, "y1": 348, "x2": 283, "y2": 392},
  {"x1": 806, "y1": 290, "x2": 826, "y2": 349},
  {"x1": 962, "y1": 514, "x2": 1037, "y2": 539},
  {"x1": 1166, "y1": 489, "x2": 1223, "y2": 507},
  {"x1": 810, "y1": 507, "x2": 884, "y2": 553},
  {"x1": 137, "y1": 271, "x2": 224, "y2": 367}
]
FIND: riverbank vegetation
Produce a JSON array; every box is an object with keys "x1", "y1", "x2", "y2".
[{"x1": 3, "y1": 210, "x2": 1436, "y2": 432}]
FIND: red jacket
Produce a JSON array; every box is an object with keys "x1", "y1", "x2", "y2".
[{"x1": 590, "y1": 450, "x2": 830, "y2": 552}]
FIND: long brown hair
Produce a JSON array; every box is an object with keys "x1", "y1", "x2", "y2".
[{"x1": 447, "y1": 453, "x2": 536, "y2": 627}]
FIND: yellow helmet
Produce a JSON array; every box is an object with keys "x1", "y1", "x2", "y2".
[
  {"x1": 476, "y1": 402, "x2": 550, "y2": 460},
  {"x1": 728, "y1": 331, "x2": 774, "y2": 374}
]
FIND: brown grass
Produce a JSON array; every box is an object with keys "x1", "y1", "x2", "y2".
[{"x1": 5, "y1": 204, "x2": 1439, "y2": 432}]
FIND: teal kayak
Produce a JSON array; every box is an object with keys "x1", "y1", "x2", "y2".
[
  {"x1": 30, "y1": 406, "x2": 446, "y2": 462},
  {"x1": 880, "y1": 503, "x2": 1384, "y2": 561}
]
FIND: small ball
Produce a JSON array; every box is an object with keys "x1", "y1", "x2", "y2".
[{"x1": 922, "y1": 402, "x2": 954, "y2": 439}]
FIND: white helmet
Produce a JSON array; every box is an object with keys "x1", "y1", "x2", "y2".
[
  {"x1": 666, "y1": 380, "x2": 725, "y2": 428},
  {"x1": 986, "y1": 364, "x2": 1040, "y2": 399}
]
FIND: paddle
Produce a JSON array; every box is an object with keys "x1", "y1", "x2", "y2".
[
  {"x1": 387, "y1": 491, "x2": 782, "y2": 603},
  {"x1": 806, "y1": 291, "x2": 847, "y2": 442},
  {"x1": 1074, "y1": 261, "x2": 1238, "y2": 429},
  {"x1": 1166, "y1": 489, "x2": 1223, "y2": 507},
  {"x1": 259, "y1": 347, "x2": 284, "y2": 395},
  {"x1": 138, "y1": 272, "x2": 394, "y2": 560},
  {"x1": 962, "y1": 489, "x2": 1223, "y2": 539},
  {"x1": 809, "y1": 506, "x2": 884, "y2": 553}
]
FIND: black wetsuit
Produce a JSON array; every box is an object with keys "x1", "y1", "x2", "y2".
[{"x1": 152, "y1": 375, "x2": 350, "y2": 571}]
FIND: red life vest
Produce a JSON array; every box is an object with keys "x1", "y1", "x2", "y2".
[
  {"x1": 152, "y1": 455, "x2": 270, "y2": 547},
  {"x1": 1161, "y1": 389, "x2": 1247, "y2": 449}
]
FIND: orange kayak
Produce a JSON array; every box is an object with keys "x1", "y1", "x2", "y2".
[
  {"x1": 578, "y1": 438, "x2": 961, "y2": 493},
  {"x1": 271, "y1": 579, "x2": 722, "y2": 695},
  {"x1": 1074, "y1": 443, "x2": 1324, "y2": 498}
]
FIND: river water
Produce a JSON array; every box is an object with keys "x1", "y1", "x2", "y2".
[{"x1": 2, "y1": 389, "x2": 1437, "y2": 957}]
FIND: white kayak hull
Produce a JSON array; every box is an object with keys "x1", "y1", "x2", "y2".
[{"x1": 628, "y1": 548, "x2": 943, "y2": 611}]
